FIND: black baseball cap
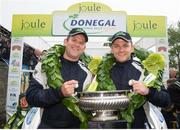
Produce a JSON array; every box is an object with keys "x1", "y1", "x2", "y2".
[
  {"x1": 109, "y1": 31, "x2": 132, "y2": 45},
  {"x1": 68, "y1": 28, "x2": 88, "y2": 42}
]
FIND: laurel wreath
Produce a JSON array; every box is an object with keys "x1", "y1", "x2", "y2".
[
  {"x1": 41, "y1": 44, "x2": 92, "y2": 128},
  {"x1": 95, "y1": 48, "x2": 165, "y2": 128}
]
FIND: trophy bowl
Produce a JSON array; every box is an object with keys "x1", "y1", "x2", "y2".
[{"x1": 78, "y1": 90, "x2": 130, "y2": 121}]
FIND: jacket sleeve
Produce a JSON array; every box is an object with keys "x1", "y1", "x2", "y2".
[
  {"x1": 147, "y1": 86, "x2": 171, "y2": 108},
  {"x1": 26, "y1": 78, "x2": 64, "y2": 108},
  {"x1": 26, "y1": 62, "x2": 64, "y2": 108}
]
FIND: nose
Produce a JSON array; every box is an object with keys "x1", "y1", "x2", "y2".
[
  {"x1": 74, "y1": 41, "x2": 84, "y2": 48},
  {"x1": 118, "y1": 46, "x2": 125, "y2": 52}
]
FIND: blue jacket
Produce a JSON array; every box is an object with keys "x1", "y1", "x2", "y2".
[
  {"x1": 110, "y1": 57, "x2": 171, "y2": 128},
  {"x1": 26, "y1": 56, "x2": 92, "y2": 128}
]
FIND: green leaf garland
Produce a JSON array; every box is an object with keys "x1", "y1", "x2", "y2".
[
  {"x1": 41, "y1": 44, "x2": 93, "y2": 128},
  {"x1": 95, "y1": 49, "x2": 165, "y2": 128},
  {"x1": 96, "y1": 53, "x2": 116, "y2": 91}
]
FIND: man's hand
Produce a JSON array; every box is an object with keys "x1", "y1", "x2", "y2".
[
  {"x1": 61, "y1": 80, "x2": 78, "y2": 97},
  {"x1": 130, "y1": 80, "x2": 149, "y2": 95}
]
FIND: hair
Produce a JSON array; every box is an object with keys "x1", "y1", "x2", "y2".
[{"x1": 169, "y1": 67, "x2": 177, "y2": 78}]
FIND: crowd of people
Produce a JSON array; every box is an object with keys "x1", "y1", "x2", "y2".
[{"x1": 162, "y1": 68, "x2": 180, "y2": 128}]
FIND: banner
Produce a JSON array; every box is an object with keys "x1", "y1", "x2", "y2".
[
  {"x1": 12, "y1": 15, "x2": 52, "y2": 36},
  {"x1": 128, "y1": 15, "x2": 167, "y2": 37},
  {"x1": 52, "y1": 11, "x2": 127, "y2": 36},
  {"x1": 6, "y1": 37, "x2": 24, "y2": 113}
]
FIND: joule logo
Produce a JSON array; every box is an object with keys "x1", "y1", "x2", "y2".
[
  {"x1": 21, "y1": 19, "x2": 46, "y2": 30},
  {"x1": 133, "y1": 20, "x2": 158, "y2": 31},
  {"x1": 78, "y1": 3, "x2": 102, "y2": 13}
]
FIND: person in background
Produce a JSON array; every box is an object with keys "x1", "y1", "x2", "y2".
[
  {"x1": 34, "y1": 49, "x2": 42, "y2": 60},
  {"x1": 161, "y1": 68, "x2": 178, "y2": 128},
  {"x1": 26, "y1": 28, "x2": 93, "y2": 128},
  {"x1": 166, "y1": 68, "x2": 180, "y2": 128},
  {"x1": 107, "y1": 31, "x2": 171, "y2": 128},
  {"x1": 167, "y1": 68, "x2": 179, "y2": 86},
  {"x1": 29, "y1": 48, "x2": 42, "y2": 69},
  {"x1": 22, "y1": 44, "x2": 42, "y2": 70}
]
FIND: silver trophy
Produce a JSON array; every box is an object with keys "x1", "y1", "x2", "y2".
[{"x1": 78, "y1": 90, "x2": 130, "y2": 121}]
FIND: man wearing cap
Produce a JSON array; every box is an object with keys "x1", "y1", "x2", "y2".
[
  {"x1": 26, "y1": 28, "x2": 93, "y2": 128},
  {"x1": 106, "y1": 31, "x2": 171, "y2": 128}
]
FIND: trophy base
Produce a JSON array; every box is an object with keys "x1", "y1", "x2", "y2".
[{"x1": 88, "y1": 120, "x2": 127, "y2": 128}]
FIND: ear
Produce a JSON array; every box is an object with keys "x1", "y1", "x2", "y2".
[
  {"x1": 82, "y1": 44, "x2": 86, "y2": 51},
  {"x1": 131, "y1": 45, "x2": 134, "y2": 53},
  {"x1": 64, "y1": 39, "x2": 67, "y2": 46}
]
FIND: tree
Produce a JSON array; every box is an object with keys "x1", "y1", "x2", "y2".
[{"x1": 168, "y1": 21, "x2": 180, "y2": 77}]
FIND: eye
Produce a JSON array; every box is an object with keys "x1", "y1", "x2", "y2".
[
  {"x1": 112, "y1": 44, "x2": 119, "y2": 48},
  {"x1": 71, "y1": 38, "x2": 76, "y2": 42},
  {"x1": 123, "y1": 44, "x2": 129, "y2": 48}
]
